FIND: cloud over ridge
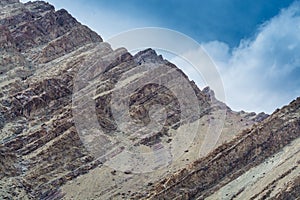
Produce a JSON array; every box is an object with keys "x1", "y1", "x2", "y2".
[{"x1": 203, "y1": 1, "x2": 300, "y2": 113}]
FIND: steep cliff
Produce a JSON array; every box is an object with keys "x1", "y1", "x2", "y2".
[{"x1": 1, "y1": 1, "x2": 295, "y2": 200}]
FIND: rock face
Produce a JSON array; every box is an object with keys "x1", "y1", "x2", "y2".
[
  {"x1": 0, "y1": 1, "x2": 298, "y2": 200},
  {"x1": 141, "y1": 97, "x2": 300, "y2": 199}
]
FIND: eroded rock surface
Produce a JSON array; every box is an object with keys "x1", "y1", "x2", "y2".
[
  {"x1": 142, "y1": 97, "x2": 300, "y2": 199},
  {"x1": 1, "y1": 1, "x2": 298, "y2": 200}
]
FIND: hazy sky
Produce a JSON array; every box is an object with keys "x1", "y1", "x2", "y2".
[{"x1": 21, "y1": 0, "x2": 300, "y2": 113}]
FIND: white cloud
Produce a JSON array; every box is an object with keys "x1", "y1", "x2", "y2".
[{"x1": 202, "y1": 1, "x2": 300, "y2": 113}]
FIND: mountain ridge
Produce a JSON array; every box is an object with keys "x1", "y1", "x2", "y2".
[{"x1": 0, "y1": 1, "x2": 298, "y2": 200}]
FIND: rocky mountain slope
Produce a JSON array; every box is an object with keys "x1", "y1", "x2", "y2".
[
  {"x1": 140, "y1": 97, "x2": 300, "y2": 199},
  {"x1": 1, "y1": 1, "x2": 297, "y2": 200}
]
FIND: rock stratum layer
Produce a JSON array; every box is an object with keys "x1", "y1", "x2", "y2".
[
  {"x1": 0, "y1": 1, "x2": 298, "y2": 200},
  {"x1": 141, "y1": 97, "x2": 300, "y2": 199}
]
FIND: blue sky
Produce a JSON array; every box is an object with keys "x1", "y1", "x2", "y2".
[
  {"x1": 21, "y1": 0, "x2": 300, "y2": 113},
  {"x1": 25, "y1": 0, "x2": 293, "y2": 47}
]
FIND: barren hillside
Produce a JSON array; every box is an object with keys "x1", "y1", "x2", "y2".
[{"x1": 0, "y1": 1, "x2": 297, "y2": 200}]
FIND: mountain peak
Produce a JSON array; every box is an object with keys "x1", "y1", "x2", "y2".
[
  {"x1": 0, "y1": 1, "x2": 299, "y2": 199},
  {"x1": 133, "y1": 48, "x2": 165, "y2": 64}
]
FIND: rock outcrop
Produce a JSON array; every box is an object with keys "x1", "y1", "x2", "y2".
[
  {"x1": 141, "y1": 97, "x2": 300, "y2": 199},
  {"x1": 0, "y1": 1, "x2": 298, "y2": 200}
]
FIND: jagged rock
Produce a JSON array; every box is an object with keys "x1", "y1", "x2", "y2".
[
  {"x1": 134, "y1": 48, "x2": 165, "y2": 64},
  {"x1": 141, "y1": 97, "x2": 300, "y2": 199},
  {"x1": 0, "y1": 1, "x2": 298, "y2": 200},
  {"x1": 253, "y1": 112, "x2": 269, "y2": 122}
]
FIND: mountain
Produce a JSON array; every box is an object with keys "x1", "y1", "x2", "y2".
[
  {"x1": 141, "y1": 97, "x2": 300, "y2": 199},
  {"x1": 0, "y1": 1, "x2": 297, "y2": 200}
]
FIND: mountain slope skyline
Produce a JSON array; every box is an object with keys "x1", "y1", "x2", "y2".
[
  {"x1": 0, "y1": 1, "x2": 299, "y2": 199},
  {"x1": 20, "y1": 0, "x2": 300, "y2": 114}
]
